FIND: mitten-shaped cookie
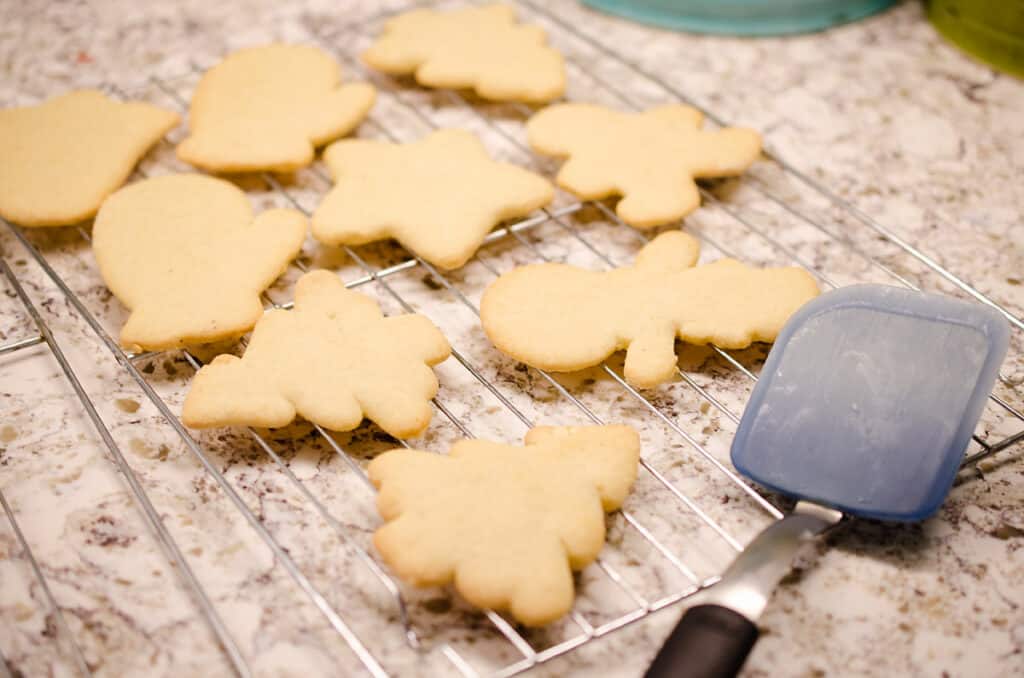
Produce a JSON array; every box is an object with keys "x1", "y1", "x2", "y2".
[
  {"x1": 177, "y1": 44, "x2": 375, "y2": 172},
  {"x1": 92, "y1": 173, "x2": 306, "y2": 352}
]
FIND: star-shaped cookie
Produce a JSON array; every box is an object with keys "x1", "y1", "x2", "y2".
[
  {"x1": 363, "y1": 4, "x2": 566, "y2": 103},
  {"x1": 0, "y1": 90, "x2": 179, "y2": 227},
  {"x1": 312, "y1": 129, "x2": 553, "y2": 270},
  {"x1": 177, "y1": 44, "x2": 376, "y2": 173},
  {"x1": 527, "y1": 103, "x2": 763, "y2": 228},
  {"x1": 481, "y1": 231, "x2": 819, "y2": 388},
  {"x1": 368, "y1": 424, "x2": 640, "y2": 626},
  {"x1": 92, "y1": 173, "x2": 307, "y2": 352},
  {"x1": 182, "y1": 269, "x2": 451, "y2": 439}
]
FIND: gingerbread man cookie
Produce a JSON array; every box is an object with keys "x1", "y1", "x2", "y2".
[
  {"x1": 481, "y1": 231, "x2": 818, "y2": 388},
  {"x1": 527, "y1": 103, "x2": 762, "y2": 228}
]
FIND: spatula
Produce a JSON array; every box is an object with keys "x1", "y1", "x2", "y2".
[{"x1": 645, "y1": 283, "x2": 1010, "y2": 678}]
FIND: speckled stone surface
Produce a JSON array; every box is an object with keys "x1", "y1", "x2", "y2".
[{"x1": 1, "y1": 1, "x2": 1022, "y2": 677}]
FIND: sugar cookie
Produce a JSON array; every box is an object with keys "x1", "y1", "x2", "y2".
[
  {"x1": 182, "y1": 270, "x2": 451, "y2": 438},
  {"x1": 92, "y1": 173, "x2": 306, "y2": 352},
  {"x1": 0, "y1": 90, "x2": 178, "y2": 227},
  {"x1": 177, "y1": 44, "x2": 375, "y2": 172},
  {"x1": 527, "y1": 103, "x2": 762, "y2": 228},
  {"x1": 481, "y1": 231, "x2": 818, "y2": 388},
  {"x1": 368, "y1": 425, "x2": 640, "y2": 626},
  {"x1": 312, "y1": 129, "x2": 553, "y2": 270},
  {"x1": 363, "y1": 4, "x2": 566, "y2": 103}
]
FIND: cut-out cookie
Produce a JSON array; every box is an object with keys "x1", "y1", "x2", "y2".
[
  {"x1": 93, "y1": 173, "x2": 306, "y2": 352},
  {"x1": 368, "y1": 424, "x2": 640, "y2": 626},
  {"x1": 177, "y1": 44, "x2": 376, "y2": 173},
  {"x1": 527, "y1": 103, "x2": 763, "y2": 228},
  {"x1": 0, "y1": 90, "x2": 179, "y2": 227},
  {"x1": 363, "y1": 4, "x2": 566, "y2": 103},
  {"x1": 312, "y1": 129, "x2": 553, "y2": 270},
  {"x1": 481, "y1": 231, "x2": 818, "y2": 388},
  {"x1": 182, "y1": 269, "x2": 451, "y2": 438}
]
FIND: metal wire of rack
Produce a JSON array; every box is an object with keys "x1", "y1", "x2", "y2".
[{"x1": 0, "y1": 1, "x2": 1021, "y2": 676}]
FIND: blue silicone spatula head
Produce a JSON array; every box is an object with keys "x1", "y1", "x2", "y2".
[{"x1": 731, "y1": 284, "x2": 1010, "y2": 521}]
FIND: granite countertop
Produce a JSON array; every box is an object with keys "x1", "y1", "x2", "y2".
[{"x1": 1, "y1": 1, "x2": 1023, "y2": 676}]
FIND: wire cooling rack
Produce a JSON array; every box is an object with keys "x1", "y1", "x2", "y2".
[{"x1": 1, "y1": 1, "x2": 1022, "y2": 676}]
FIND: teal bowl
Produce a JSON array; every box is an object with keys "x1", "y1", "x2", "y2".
[{"x1": 583, "y1": 0, "x2": 898, "y2": 36}]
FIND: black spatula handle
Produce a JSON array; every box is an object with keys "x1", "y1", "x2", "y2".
[{"x1": 644, "y1": 604, "x2": 758, "y2": 678}]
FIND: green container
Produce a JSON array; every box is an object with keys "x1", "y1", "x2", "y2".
[
  {"x1": 583, "y1": 0, "x2": 896, "y2": 36},
  {"x1": 928, "y1": 0, "x2": 1024, "y2": 78}
]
